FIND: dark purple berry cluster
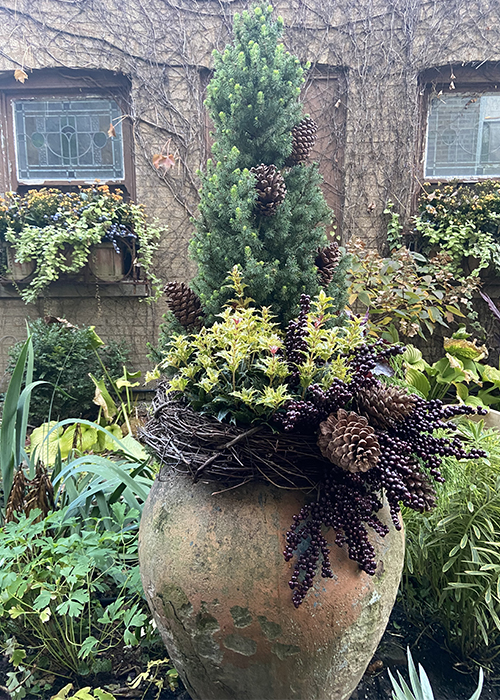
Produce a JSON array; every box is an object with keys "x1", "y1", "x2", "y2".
[
  {"x1": 284, "y1": 294, "x2": 311, "y2": 385},
  {"x1": 275, "y1": 379, "x2": 353, "y2": 432},
  {"x1": 280, "y1": 339, "x2": 487, "y2": 607},
  {"x1": 283, "y1": 472, "x2": 389, "y2": 607}
]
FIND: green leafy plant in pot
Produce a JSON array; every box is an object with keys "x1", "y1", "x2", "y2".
[
  {"x1": 138, "y1": 4, "x2": 486, "y2": 700},
  {"x1": 0, "y1": 185, "x2": 163, "y2": 303}
]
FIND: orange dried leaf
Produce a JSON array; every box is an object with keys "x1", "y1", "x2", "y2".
[
  {"x1": 14, "y1": 68, "x2": 28, "y2": 83},
  {"x1": 107, "y1": 123, "x2": 117, "y2": 138},
  {"x1": 152, "y1": 152, "x2": 176, "y2": 171}
]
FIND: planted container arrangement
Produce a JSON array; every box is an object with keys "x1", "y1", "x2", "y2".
[
  {"x1": 138, "y1": 5, "x2": 485, "y2": 699},
  {"x1": 0, "y1": 185, "x2": 162, "y2": 302}
]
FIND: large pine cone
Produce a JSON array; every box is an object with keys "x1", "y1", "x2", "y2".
[
  {"x1": 315, "y1": 242, "x2": 341, "y2": 288},
  {"x1": 250, "y1": 163, "x2": 286, "y2": 216},
  {"x1": 286, "y1": 117, "x2": 318, "y2": 166},
  {"x1": 357, "y1": 382, "x2": 416, "y2": 429},
  {"x1": 404, "y1": 467, "x2": 436, "y2": 512},
  {"x1": 164, "y1": 282, "x2": 204, "y2": 330},
  {"x1": 318, "y1": 409, "x2": 380, "y2": 473}
]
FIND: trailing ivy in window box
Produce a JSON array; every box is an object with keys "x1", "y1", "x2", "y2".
[
  {"x1": 0, "y1": 185, "x2": 163, "y2": 302},
  {"x1": 415, "y1": 180, "x2": 500, "y2": 279}
]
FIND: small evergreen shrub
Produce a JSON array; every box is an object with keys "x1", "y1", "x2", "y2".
[
  {"x1": 189, "y1": 3, "x2": 348, "y2": 325},
  {"x1": 8, "y1": 319, "x2": 129, "y2": 425}
]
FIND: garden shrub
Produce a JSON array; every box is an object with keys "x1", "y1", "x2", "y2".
[
  {"x1": 346, "y1": 237, "x2": 480, "y2": 343},
  {"x1": 416, "y1": 180, "x2": 500, "y2": 278},
  {"x1": 401, "y1": 419, "x2": 500, "y2": 661},
  {"x1": 7, "y1": 319, "x2": 129, "y2": 426},
  {"x1": 0, "y1": 505, "x2": 155, "y2": 677}
]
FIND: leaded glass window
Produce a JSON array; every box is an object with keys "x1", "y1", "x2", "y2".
[
  {"x1": 13, "y1": 98, "x2": 124, "y2": 181},
  {"x1": 425, "y1": 93, "x2": 500, "y2": 178}
]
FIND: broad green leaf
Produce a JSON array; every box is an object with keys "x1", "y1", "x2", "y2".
[
  {"x1": 90, "y1": 374, "x2": 117, "y2": 421},
  {"x1": 50, "y1": 684, "x2": 74, "y2": 700},
  {"x1": 405, "y1": 368, "x2": 431, "y2": 398},
  {"x1": 88, "y1": 327, "x2": 104, "y2": 349}
]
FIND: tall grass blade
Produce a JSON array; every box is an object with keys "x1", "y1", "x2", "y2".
[{"x1": 0, "y1": 338, "x2": 30, "y2": 505}]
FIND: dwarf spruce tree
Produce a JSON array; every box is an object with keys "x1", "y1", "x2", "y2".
[{"x1": 189, "y1": 2, "x2": 347, "y2": 324}]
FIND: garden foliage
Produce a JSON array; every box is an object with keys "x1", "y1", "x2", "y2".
[
  {"x1": 400, "y1": 332, "x2": 500, "y2": 409},
  {"x1": 402, "y1": 420, "x2": 500, "y2": 660},
  {"x1": 388, "y1": 647, "x2": 483, "y2": 700},
  {"x1": 8, "y1": 319, "x2": 129, "y2": 425},
  {"x1": 189, "y1": 2, "x2": 348, "y2": 324},
  {"x1": 160, "y1": 267, "x2": 364, "y2": 424},
  {"x1": 0, "y1": 185, "x2": 162, "y2": 302},
  {"x1": 346, "y1": 238, "x2": 479, "y2": 342},
  {"x1": 0, "y1": 507, "x2": 152, "y2": 676},
  {"x1": 416, "y1": 181, "x2": 500, "y2": 278}
]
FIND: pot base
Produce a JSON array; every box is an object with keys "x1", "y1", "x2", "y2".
[{"x1": 139, "y1": 471, "x2": 404, "y2": 700}]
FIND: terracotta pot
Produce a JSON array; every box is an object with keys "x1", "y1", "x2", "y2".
[
  {"x1": 139, "y1": 471, "x2": 405, "y2": 700},
  {"x1": 88, "y1": 242, "x2": 125, "y2": 282},
  {"x1": 4, "y1": 245, "x2": 36, "y2": 281}
]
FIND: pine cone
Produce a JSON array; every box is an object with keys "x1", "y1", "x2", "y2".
[
  {"x1": 315, "y1": 242, "x2": 341, "y2": 288},
  {"x1": 164, "y1": 282, "x2": 204, "y2": 330},
  {"x1": 318, "y1": 409, "x2": 380, "y2": 473},
  {"x1": 405, "y1": 468, "x2": 436, "y2": 512},
  {"x1": 286, "y1": 117, "x2": 318, "y2": 166},
  {"x1": 250, "y1": 164, "x2": 286, "y2": 216},
  {"x1": 357, "y1": 381, "x2": 416, "y2": 429},
  {"x1": 5, "y1": 467, "x2": 26, "y2": 523}
]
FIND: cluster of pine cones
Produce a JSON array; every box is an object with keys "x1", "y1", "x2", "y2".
[{"x1": 251, "y1": 116, "x2": 318, "y2": 217}]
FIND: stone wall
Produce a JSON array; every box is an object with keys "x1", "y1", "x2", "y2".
[{"x1": 0, "y1": 0, "x2": 498, "y2": 375}]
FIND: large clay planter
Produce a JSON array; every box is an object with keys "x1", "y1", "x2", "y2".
[{"x1": 139, "y1": 471, "x2": 405, "y2": 700}]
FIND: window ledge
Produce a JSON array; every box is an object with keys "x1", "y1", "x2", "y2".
[{"x1": 0, "y1": 279, "x2": 151, "y2": 299}]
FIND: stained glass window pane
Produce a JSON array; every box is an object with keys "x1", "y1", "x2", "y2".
[
  {"x1": 425, "y1": 93, "x2": 500, "y2": 178},
  {"x1": 13, "y1": 98, "x2": 124, "y2": 181}
]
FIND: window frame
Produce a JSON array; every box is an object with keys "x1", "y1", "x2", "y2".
[
  {"x1": 420, "y1": 64, "x2": 500, "y2": 184},
  {"x1": 0, "y1": 68, "x2": 135, "y2": 198}
]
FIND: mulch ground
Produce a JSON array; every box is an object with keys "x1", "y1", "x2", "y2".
[{"x1": 3, "y1": 603, "x2": 500, "y2": 699}]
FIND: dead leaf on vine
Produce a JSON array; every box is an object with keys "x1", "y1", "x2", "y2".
[
  {"x1": 14, "y1": 68, "x2": 28, "y2": 83},
  {"x1": 108, "y1": 123, "x2": 117, "y2": 138},
  {"x1": 153, "y1": 152, "x2": 176, "y2": 171}
]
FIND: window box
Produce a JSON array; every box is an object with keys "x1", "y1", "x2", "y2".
[
  {"x1": 3, "y1": 243, "x2": 36, "y2": 282},
  {"x1": 0, "y1": 186, "x2": 162, "y2": 302}
]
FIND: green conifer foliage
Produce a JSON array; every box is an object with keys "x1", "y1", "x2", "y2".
[{"x1": 190, "y1": 2, "x2": 348, "y2": 324}]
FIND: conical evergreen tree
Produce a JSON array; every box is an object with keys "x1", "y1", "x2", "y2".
[{"x1": 189, "y1": 2, "x2": 348, "y2": 324}]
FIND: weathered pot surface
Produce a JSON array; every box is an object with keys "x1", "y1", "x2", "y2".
[{"x1": 139, "y1": 470, "x2": 405, "y2": 700}]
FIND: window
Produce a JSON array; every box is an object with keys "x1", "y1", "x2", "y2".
[
  {"x1": 422, "y1": 64, "x2": 500, "y2": 181},
  {"x1": 426, "y1": 93, "x2": 500, "y2": 178},
  {"x1": 14, "y1": 98, "x2": 125, "y2": 182},
  {"x1": 0, "y1": 69, "x2": 134, "y2": 196}
]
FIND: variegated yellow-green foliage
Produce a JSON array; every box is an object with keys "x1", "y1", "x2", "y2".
[{"x1": 158, "y1": 267, "x2": 365, "y2": 424}]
